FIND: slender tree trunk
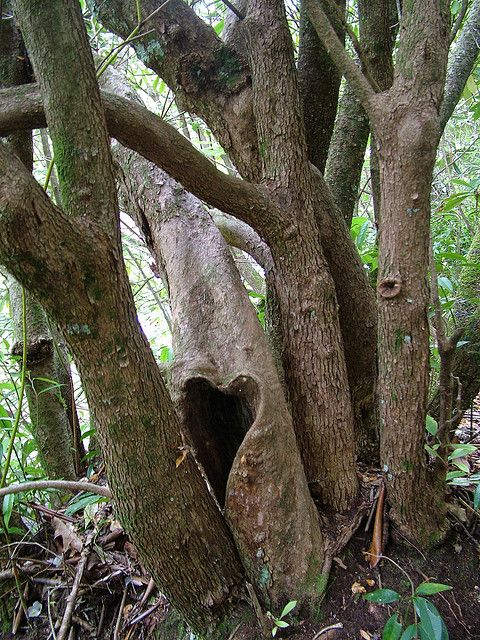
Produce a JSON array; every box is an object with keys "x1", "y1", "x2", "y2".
[
  {"x1": 1, "y1": 0, "x2": 77, "y2": 480},
  {"x1": 375, "y1": 109, "x2": 445, "y2": 541}
]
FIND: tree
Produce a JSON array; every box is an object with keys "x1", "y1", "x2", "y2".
[{"x1": 0, "y1": 0, "x2": 478, "y2": 636}]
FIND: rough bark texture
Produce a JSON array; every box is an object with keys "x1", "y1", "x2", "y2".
[
  {"x1": 83, "y1": 0, "x2": 379, "y2": 426},
  {"x1": 298, "y1": 0, "x2": 345, "y2": 172},
  {"x1": 10, "y1": 1, "x2": 245, "y2": 630},
  {"x1": 325, "y1": 81, "x2": 369, "y2": 226},
  {"x1": 87, "y1": 0, "x2": 260, "y2": 180},
  {"x1": 440, "y1": 0, "x2": 480, "y2": 131},
  {"x1": 243, "y1": 0, "x2": 358, "y2": 511},
  {"x1": 0, "y1": 141, "x2": 245, "y2": 633},
  {"x1": 371, "y1": 1, "x2": 451, "y2": 543},
  {"x1": 104, "y1": 65, "x2": 325, "y2": 606},
  {"x1": 1, "y1": 1, "x2": 77, "y2": 480}
]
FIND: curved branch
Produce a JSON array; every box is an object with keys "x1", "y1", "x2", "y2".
[
  {"x1": 440, "y1": 0, "x2": 480, "y2": 132},
  {"x1": 211, "y1": 210, "x2": 272, "y2": 271},
  {"x1": 0, "y1": 480, "x2": 112, "y2": 499},
  {"x1": 88, "y1": 0, "x2": 259, "y2": 179},
  {"x1": 0, "y1": 84, "x2": 274, "y2": 235}
]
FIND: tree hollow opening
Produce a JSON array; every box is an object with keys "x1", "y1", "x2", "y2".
[{"x1": 182, "y1": 377, "x2": 254, "y2": 507}]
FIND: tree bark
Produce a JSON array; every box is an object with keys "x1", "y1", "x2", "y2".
[
  {"x1": 298, "y1": 0, "x2": 345, "y2": 173},
  {"x1": 371, "y1": 1, "x2": 451, "y2": 543},
  {"x1": 11, "y1": 0, "x2": 245, "y2": 630},
  {"x1": 1, "y1": 0, "x2": 78, "y2": 480},
  {"x1": 0, "y1": 139, "x2": 245, "y2": 634},
  {"x1": 243, "y1": 0, "x2": 358, "y2": 511},
  {"x1": 87, "y1": 0, "x2": 260, "y2": 181},
  {"x1": 104, "y1": 64, "x2": 326, "y2": 606}
]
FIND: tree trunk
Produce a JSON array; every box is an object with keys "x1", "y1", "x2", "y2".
[
  {"x1": 10, "y1": 0, "x2": 245, "y2": 630},
  {"x1": 109, "y1": 83, "x2": 326, "y2": 605},
  {"x1": 1, "y1": 0, "x2": 77, "y2": 480},
  {"x1": 374, "y1": 93, "x2": 447, "y2": 543}
]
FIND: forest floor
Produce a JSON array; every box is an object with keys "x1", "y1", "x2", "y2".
[{"x1": 0, "y1": 404, "x2": 479, "y2": 640}]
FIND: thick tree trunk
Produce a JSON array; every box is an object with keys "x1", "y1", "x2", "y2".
[
  {"x1": 10, "y1": 1, "x2": 245, "y2": 630},
  {"x1": 374, "y1": 108, "x2": 445, "y2": 541},
  {"x1": 243, "y1": 0, "x2": 358, "y2": 512},
  {"x1": 106, "y1": 57, "x2": 326, "y2": 603}
]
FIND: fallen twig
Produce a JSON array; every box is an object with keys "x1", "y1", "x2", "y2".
[
  {"x1": 57, "y1": 549, "x2": 89, "y2": 640},
  {"x1": 312, "y1": 622, "x2": 344, "y2": 639}
]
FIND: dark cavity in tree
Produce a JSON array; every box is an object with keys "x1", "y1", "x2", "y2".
[{"x1": 182, "y1": 377, "x2": 253, "y2": 506}]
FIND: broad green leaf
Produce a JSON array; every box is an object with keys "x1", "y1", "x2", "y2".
[
  {"x1": 364, "y1": 589, "x2": 400, "y2": 604},
  {"x1": 65, "y1": 493, "x2": 106, "y2": 516},
  {"x1": 425, "y1": 416, "x2": 438, "y2": 436},
  {"x1": 437, "y1": 276, "x2": 454, "y2": 293},
  {"x1": 2, "y1": 493, "x2": 14, "y2": 529},
  {"x1": 452, "y1": 460, "x2": 470, "y2": 474},
  {"x1": 445, "y1": 471, "x2": 464, "y2": 481},
  {"x1": 280, "y1": 600, "x2": 297, "y2": 618},
  {"x1": 449, "y1": 444, "x2": 477, "y2": 459},
  {"x1": 383, "y1": 613, "x2": 403, "y2": 640},
  {"x1": 274, "y1": 620, "x2": 289, "y2": 628},
  {"x1": 413, "y1": 597, "x2": 448, "y2": 640},
  {"x1": 415, "y1": 583, "x2": 452, "y2": 596},
  {"x1": 400, "y1": 624, "x2": 420, "y2": 640}
]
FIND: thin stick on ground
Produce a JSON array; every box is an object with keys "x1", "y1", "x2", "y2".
[{"x1": 56, "y1": 549, "x2": 89, "y2": 640}]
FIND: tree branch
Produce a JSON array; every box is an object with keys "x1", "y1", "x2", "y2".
[
  {"x1": 0, "y1": 480, "x2": 112, "y2": 500},
  {"x1": 0, "y1": 84, "x2": 275, "y2": 235},
  {"x1": 440, "y1": 0, "x2": 480, "y2": 132},
  {"x1": 211, "y1": 209, "x2": 272, "y2": 271},
  {"x1": 303, "y1": 0, "x2": 376, "y2": 115},
  {"x1": 88, "y1": 0, "x2": 259, "y2": 179}
]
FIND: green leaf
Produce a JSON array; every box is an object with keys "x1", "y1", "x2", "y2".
[
  {"x1": 437, "y1": 276, "x2": 454, "y2": 292},
  {"x1": 452, "y1": 460, "x2": 470, "y2": 474},
  {"x1": 413, "y1": 597, "x2": 449, "y2": 640},
  {"x1": 2, "y1": 493, "x2": 14, "y2": 529},
  {"x1": 383, "y1": 613, "x2": 403, "y2": 640},
  {"x1": 274, "y1": 620, "x2": 289, "y2": 628},
  {"x1": 445, "y1": 470, "x2": 464, "y2": 480},
  {"x1": 449, "y1": 444, "x2": 477, "y2": 459},
  {"x1": 364, "y1": 589, "x2": 400, "y2": 604},
  {"x1": 400, "y1": 624, "x2": 420, "y2": 640},
  {"x1": 64, "y1": 493, "x2": 106, "y2": 516},
  {"x1": 474, "y1": 484, "x2": 480, "y2": 510},
  {"x1": 425, "y1": 416, "x2": 438, "y2": 436},
  {"x1": 425, "y1": 445, "x2": 439, "y2": 458},
  {"x1": 415, "y1": 583, "x2": 452, "y2": 596},
  {"x1": 280, "y1": 600, "x2": 297, "y2": 618}
]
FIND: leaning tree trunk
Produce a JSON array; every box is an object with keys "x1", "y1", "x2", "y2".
[
  {"x1": 243, "y1": 0, "x2": 358, "y2": 513},
  {"x1": 10, "y1": 0, "x2": 245, "y2": 631}
]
